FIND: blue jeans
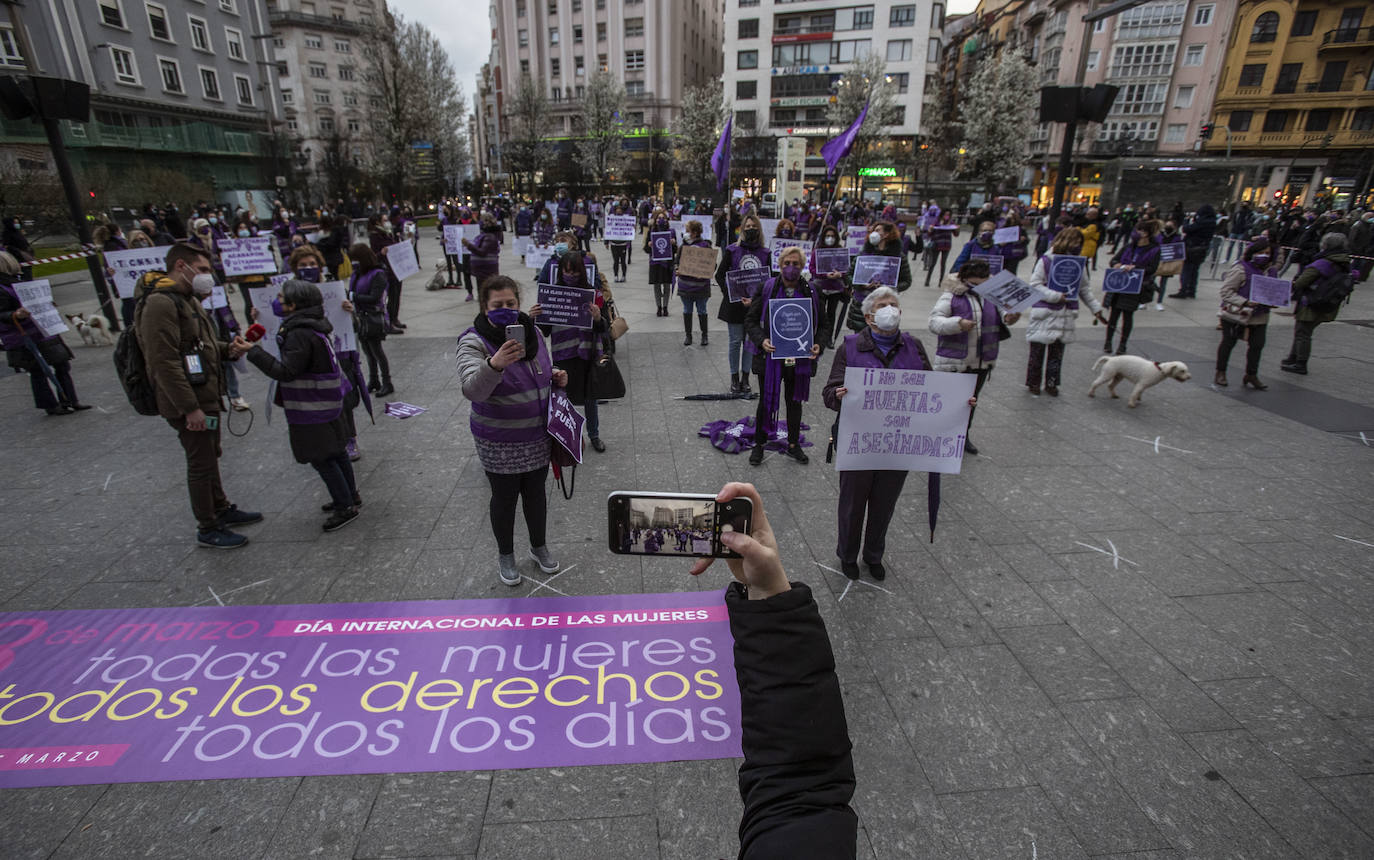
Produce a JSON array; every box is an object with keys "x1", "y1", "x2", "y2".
[
  {"x1": 726, "y1": 322, "x2": 746, "y2": 375},
  {"x1": 584, "y1": 397, "x2": 600, "y2": 439},
  {"x1": 1225, "y1": 232, "x2": 1246, "y2": 261},
  {"x1": 224, "y1": 361, "x2": 241, "y2": 399},
  {"x1": 681, "y1": 295, "x2": 708, "y2": 315}
]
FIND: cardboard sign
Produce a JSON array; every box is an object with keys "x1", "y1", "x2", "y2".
[
  {"x1": 677, "y1": 244, "x2": 718, "y2": 280},
  {"x1": 649, "y1": 231, "x2": 674, "y2": 263},
  {"x1": 767, "y1": 297, "x2": 813, "y2": 360},
  {"x1": 536, "y1": 283, "x2": 596, "y2": 329},
  {"x1": 219, "y1": 237, "x2": 278, "y2": 277},
  {"x1": 317, "y1": 280, "x2": 356, "y2": 353},
  {"x1": 12, "y1": 279, "x2": 67, "y2": 337},
  {"x1": 1102, "y1": 268, "x2": 1144, "y2": 294},
  {"x1": 385, "y1": 240, "x2": 419, "y2": 281},
  {"x1": 852, "y1": 255, "x2": 899, "y2": 288},
  {"x1": 835, "y1": 367, "x2": 975, "y2": 474},
  {"x1": 1248, "y1": 274, "x2": 1292, "y2": 307},
  {"x1": 758, "y1": 219, "x2": 780, "y2": 241},
  {"x1": 547, "y1": 387, "x2": 585, "y2": 463},
  {"x1": 769, "y1": 238, "x2": 814, "y2": 273},
  {"x1": 814, "y1": 247, "x2": 850, "y2": 276},
  {"x1": 971, "y1": 253, "x2": 1004, "y2": 275},
  {"x1": 993, "y1": 226, "x2": 1020, "y2": 245},
  {"x1": 726, "y1": 268, "x2": 768, "y2": 303},
  {"x1": 1047, "y1": 255, "x2": 1087, "y2": 299},
  {"x1": 975, "y1": 270, "x2": 1040, "y2": 315},
  {"x1": 103, "y1": 247, "x2": 166, "y2": 300},
  {"x1": 604, "y1": 215, "x2": 636, "y2": 241},
  {"x1": 570, "y1": 213, "x2": 588, "y2": 228}
]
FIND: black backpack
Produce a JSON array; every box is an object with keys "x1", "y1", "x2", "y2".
[
  {"x1": 112, "y1": 274, "x2": 179, "y2": 416},
  {"x1": 1304, "y1": 265, "x2": 1354, "y2": 312}
]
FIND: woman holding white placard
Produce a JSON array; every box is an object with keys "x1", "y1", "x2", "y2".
[
  {"x1": 0, "y1": 252, "x2": 88, "y2": 415},
  {"x1": 1215, "y1": 238, "x2": 1278, "y2": 390},
  {"x1": 1024, "y1": 227, "x2": 1107, "y2": 397}
]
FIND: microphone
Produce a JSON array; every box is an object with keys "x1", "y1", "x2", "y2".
[{"x1": 244, "y1": 323, "x2": 267, "y2": 343}]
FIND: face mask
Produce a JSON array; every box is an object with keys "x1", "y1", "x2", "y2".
[
  {"x1": 297, "y1": 266, "x2": 321, "y2": 283},
  {"x1": 208, "y1": 217, "x2": 218, "y2": 225},
  {"x1": 780, "y1": 263, "x2": 802, "y2": 281},
  {"x1": 743, "y1": 229, "x2": 760, "y2": 242},
  {"x1": 1130, "y1": 230, "x2": 1143, "y2": 242},
  {"x1": 487, "y1": 307, "x2": 519, "y2": 327},
  {"x1": 869, "y1": 231, "x2": 882, "y2": 245},
  {"x1": 237, "y1": 229, "x2": 251, "y2": 238},
  {"x1": 979, "y1": 231, "x2": 993, "y2": 243},
  {"x1": 553, "y1": 242, "x2": 569, "y2": 257},
  {"x1": 1251, "y1": 255, "x2": 1270, "y2": 267},
  {"x1": 873, "y1": 306, "x2": 900, "y2": 332},
  {"x1": 270, "y1": 297, "x2": 286, "y2": 317},
  {"x1": 133, "y1": 240, "x2": 152, "y2": 249},
  {"x1": 541, "y1": 213, "x2": 549, "y2": 220},
  {"x1": 382, "y1": 221, "x2": 392, "y2": 230},
  {"x1": 825, "y1": 235, "x2": 838, "y2": 246},
  {"x1": 191, "y1": 273, "x2": 216, "y2": 297}
]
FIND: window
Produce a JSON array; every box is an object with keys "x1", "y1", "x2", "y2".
[
  {"x1": 624, "y1": 50, "x2": 643, "y2": 71},
  {"x1": 338, "y1": 65, "x2": 354, "y2": 80},
  {"x1": 737, "y1": 49, "x2": 757, "y2": 69},
  {"x1": 199, "y1": 66, "x2": 221, "y2": 100},
  {"x1": 313, "y1": 89, "x2": 330, "y2": 104},
  {"x1": 1118, "y1": 2, "x2": 1184, "y2": 39},
  {"x1": 342, "y1": 92, "x2": 357, "y2": 106},
  {"x1": 276, "y1": 62, "x2": 287, "y2": 76},
  {"x1": 516, "y1": 0, "x2": 525, "y2": 15},
  {"x1": 549, "y1": 27, "x2": 558, "y2": 45},
  {"x1": 1193, "y1": 4, "x2": 1213, "y2": 26},
  {"x1": 852, "y1": 8, "x2": 873, "y2": 29},
  {"x1": 1319, "y1": 60, "x2": 1347, "y2": 92},
  {"x1": 735, "y1": 109, "x2": 756, "y2": 130},
  {"x1": 319, "y1": 115, "x2": 335, "y2": 133},
  {"x1": 890, "y1": 5, "x2": 914, "y2": 27},
  {"x1": 1164, "y1": 123, "x2": 1186, "y2": 143},
  {"x1": 1112, "y1": 82, "x2": 1168, "y2": 115},
  {"x1": 1273, "y1": 63, "x2": 1301, "y2": 94},
  {"x1": 286, "y1": 118, "x2": 298, "y2": 132},
  {"x1": 1261, "y1": 110, "x2": 1288, "y2": 132},
  {"x1": 828, "y1": 38, "x2": 870, "y2": 63},
  {"x1": 738, "y1": 18, "x2": 758, "y2": 38},
  {"x1": 1289, "y1": 10, "x2": 1317, "y2": 36},
  {"x1": 281, "y1": 88, "x2": 293, "y2": 104},
  {"x1": 219, "y1": 0, "x2": 237, "y2": 13},
  {"x1": 109, "y1": 46, "x2": 139, "y2": 84},
  {"x1": 158, "y1": 57, "x2": 182, "y2": 92},
  {"x1": 308, "y1": 62, "x2": 327, "y2": 78},
  {"x1": 1094, "y1": 19, "x2": 1106, "y2": 33},
  {"x1": 99, "y1": 0, "x2": 125, "y2": 28},
  {"x1": 571, "y1": 0, "x2": 581, "y2": 10},
  {"x1": 518, "y1": 29, "x2": 527, "y2": 47},
  {"x1": 889, "y1": 72, "x2": 909, "y2": 94},
  {"x1": 625, "y1": 79, "x2": 644, "y2": 96},
  {"x1": 574, "y1": 56, "x2": 584, "y2": 76},
  {"x1": 596, "y1": 53, "x2": 606, "y2": 71},
  {"x1": 886, "y1": 39, "x2": 911, "y2": 61},
  {"x1": 304, "y1": 33, "x2": 323, "y2": 49},
  {"x1": 625, "y1": 18, "x2": 644, "y2": 37},
  {"x1": 189, "y1": 16, "x2": 210, "y2": 52},
  {"x1": 1227, "y1": 110, "x2": 1252, "y2": 132},
  {"x1": 1173, "y1": 85, "x2": 1194, "y2": 108},
  {"x1": 1250, "y1": 12, "x2": 1278, "y2": 43},
  {"x1": 520, "y1": 58, "x2": 529, "y2": 74},
  {"x1": 550, "y1": 57, "x2": 560, "y2": 76},
  {"x1": 234, "y1": 74, "x2": 252, "y2": 105},
  {"x1": 927, "y1": 38, "x2": 940, "y2": 62},
  {"x1": 1182, "y1": 44, "x2": 1204, "y2": 67},
  {"x1": 1086, "y1": 50, "x2": 1099, "y2": 72},
  {"x1": 146, "y1": 3, "x2": 171, "y2": 41},
  {"x1": 1351, "y1": 108, "x2": 1374, "y2": 131},
  {"x1": 1239, "y1": 64, "x2": 1265, "y2": 87},
  {"x1": 331, "y1": 5, "x2": 344, "y2": 21},
  {"x1": 597, "y1": 22, "x2": 605, "y2": 41},
  {"x1": 225, "y1": 27, "x2": 244, "y2": 60},
  {"x1": 1304, "y1": 109, "x2": 1334, "y2": 131},
  {"x1": 335, "y1": 38, "x2": 350, "y2": 53},
  {"x1": 932, "y1": 3, "x2": 944, "y2": 29},
  {"x1": 1335, "y1": 8, "x2": 1364, "y2": 40},
  {"x1": 735, "y1": 79, "x2": 756, "y2": 99},
  {"x1": 1110, "y1": 42, "x2": 1176, "y2": 78},
  {"x1": 572, "y1": 26, "x2": 582, "y2": 45},
  {"x1": 273, "y1": 36, "x2": 284, "y2": 49},
  {"x1": 347, "y1": 118, "x2": 361, "y2": 133}
]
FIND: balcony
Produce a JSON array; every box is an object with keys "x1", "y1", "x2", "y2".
[
  {"x1": 1089, "y1": 139, "x2": 1157, "y2": 157},
  {"x1": 1319, "y1": 25, "x2": 1374, "y2": 52},
  {"x1": 267, "y1": 9, "x2": 366, "y2": 36}
]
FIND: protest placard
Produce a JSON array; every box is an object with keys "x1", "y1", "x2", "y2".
[
  {"x1": 835, "y1": 367, "x2": 975, "y2": 474},
  {"x1": 975, "y1": 270, "x2": 1040, "y2": 315},
  {"x1": 603, "y1": 215, "x2": 636, "y2": 241},
  {"x1": 570, "y1": 213, "x2": 588, "y2": 228},
  {"x1": 1248, "y1": 274, "x2": 1293, "y2": 307},
  {"x1": 769, "y1": 238, "x2": 813, "y2": 272},
  {"x1": 993, "y1": 226, "x2": 1020, "y2": 245},
  {"x1": 1047, "y1": 255, "x2": 1087, "y2": 298},
  {"x1": 385, "y1": 241, "x2": 420, "y2": 281},
  {"x1": 202, "y1": 285, "x2": 229, "y2": 310},
  {"x1": 317, "y1": 280, "x2": 356, "y2": 353},
  {"x1": 102, "y1": 247, "x2": 166, "y2": 300},
  {"x1": 971, "y1": 253, "x2": 1004, "y2": 275},
  {"x1": 726, "y1": 268, "x2": 768, "y2": 302},
  {"x1": 846, "y1": 227, "x2": 869, "y2": 256},
  {"x1": 547, "y1": 387, "x2": 585, "y2": 463},
  {"x1": 536, "y1": 283, "x2": 595, "y2": 328},
  {"x1": 248, "y1": 287, "x2": 282, "y2": 359},
  {"x1": 668, "y1": 220, "x2": 685, "y2": 243},
  {"x1": 219, "y1": 237, "x2": 278, "y2": 277},
  {"x1": 13, "y1": 279, "x2": 68, "y2": 337},
  {"x1": 758, "y1": 219, "x2": 779, "y2": 240},
  {"x1": 0, "y1": 592, "x2": 740, "y2": 788},
  {"x1": 677, "y1": 244, "x2": 717, "y2": 280},
  {"x1": 442, "y1": 224, "x2": 465, "y2": 256},
  {"x1": 852, "y1": 255, "x2": 899, "y2": 287},
  {"x1": 1159, "y1": 242, "x2": 1183, "y2": 262},
  {"x1": 384, "y1": 401, "x2": 427, "y2": 418},
  {"x1": 768, "y1": 297, "x2": 813, "y2": 360},
  {"x1": 814, "y1": 247, "x2": 850, "y2": 276},
  {"x1": 525, "y1": 245, "x2": 554, "y2": 271},
  {"x1": 1102, "y1": 268, "x2": 1144, "y2": 294},
  {"x1": 649, "y1": 231, "x2": 674, "y2": 263}
]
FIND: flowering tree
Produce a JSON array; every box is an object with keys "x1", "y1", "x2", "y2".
[{"x1": 957, "y1": 49, "x2": 1038, "y2": 193}]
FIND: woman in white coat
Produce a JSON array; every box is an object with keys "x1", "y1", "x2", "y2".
[
  {"x1": 1024, "y1": 226, "x2": 1106, "y2": 396},
  {"x1": 928, "y1": 259, "x2": 1019, "y2": 455}
]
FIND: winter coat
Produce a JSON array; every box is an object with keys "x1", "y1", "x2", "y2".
[
  {"x1": 845, "y1": 241, "x2": 911, "y2": 332},
  {"x1": 1025, "y1": 254, "x2": 1103, "y2": 345},
  {"x1": 1293, "y1": 252, "x2": 1350, "y2": 323},
  {"x1": 1080, "y1": 223, "x2": 1101, "y2": 259},
  {"x1": 246, "y1": 306, "x2": 349, "y2": 464},
  {"x1": 645, "y1": 221, "x2": 677, "y2": 284},
  {"x1": 0, "y1": 278, "x2": 73, "y2": 371},
  {"x1": 135, "y1": 279, "x2": 228, "y2": 418},
  {"x1": 514, "y1": 209, "x2": 533, "y2": 236},
  {"x1": 1184, "y1": 206, "x2": 1216, "y2": 255},
  {"x1": 822, "y1": 327, "x2": 931, "y2": 411},
  {"x1": 715, "y1": 241, "x2": 770, "y2": 325},
  {"x1": 1218, "y1": 261, "x2": 1278, "y2": 326},
  {"x1": 466, "y1": 228, "x2": 501, "y2": 286},
  {"x1": 1105, "y1": 241, "x2": 1161, "y2": 312},
  {"x1": 927, "y1": 275, "x2": 1006, "y2": 372},
  {"x1": 744, "y1": 276, "x2": 820, "y2": 376}
]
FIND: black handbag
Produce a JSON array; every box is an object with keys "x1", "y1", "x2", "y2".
[
  {"x1": 589, "y1": 344, "x2": 626, "y2": 400},
  {"x1": 355, "y1": 310, "x2": 386, "y2": 340}
]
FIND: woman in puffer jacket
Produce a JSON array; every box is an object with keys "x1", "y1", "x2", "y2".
[{"x1": 1024, "y1": 227, "x2": 1106, "y2": 397}]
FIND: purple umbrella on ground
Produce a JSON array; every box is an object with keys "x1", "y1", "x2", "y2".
[{"x1": 928, "y1": 473, "x2": 941, "y2": 543}]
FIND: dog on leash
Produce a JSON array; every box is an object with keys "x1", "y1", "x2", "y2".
[
  {"x1": 66, "y1": 313, "x2": 114, "y2": 346},
  {"x1": 1087, "y1": 355, "x2": 1191, "y2": 408}
]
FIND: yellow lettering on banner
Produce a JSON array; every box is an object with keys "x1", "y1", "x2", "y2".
[
  {"x1": 361, "y1": 671, "x2": 418, "y2": 713},
  {"x1": 209, "y1": 675, "x2": 244, "y2": 717},
  {"x1": 644, "y1": 671, "x2": 690, "y2": 703},
  {"x1": 0, "y1": 690, "x2": 54, "y2": 725},
  {"x1": 465, "y1": 676, "x2": 494, "y2": 710},
  {"x1": 48, "y1": 680, "x2": 128, "y2": 723},
  {"x1": 282, "y1": 683, "x2": 315, "y2": 716},
  {"x1": 693, "y1": 669, "x2": 724, "y2": 700},
  {"x1": 545, "y1": 674, "x2": 591, "y2": 707},
  {"x1": 232, "y1": 683, "x2": 284, "y2": 717},
  {"x1": 596, "y1": 665, "x2": 638, "y2": 705},
  {"x1": 156, "y1": 686, "x2": 197, "y2": 719},
  {"x1": 491, "y1": 677, "x2": 541, "y2": 709},
  {"x1": 416, "y1": 679, "x2": 464, "y2": 711}
]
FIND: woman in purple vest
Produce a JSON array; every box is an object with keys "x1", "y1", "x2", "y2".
[
  {"x1": 348, "y1": 243, "x2": 394, "y2": 397},
  {"x1": 542, "y1": 250, "x2": 610, "y2": 452},
  {"x1": 1025, "y1": 227, "x2": 1107, "y2": 396},
  {"x1": 677, "y1": 220, "x2": 713, "y2": 346},
  {"x1": 928, "y1": 259, "x2": 1020, "y2": 456},
  {"x1": 813, "y1": 224, "x2": 849, "y2": 347},
  {"x1": 463, "y1": 213, "x2": 502, "y2": 300},
  {"x1": 1103, "y1": 218, "x2": 1161, "y2": 355},
  {"x1": 745, "y1": 246, "x2": 821, "y2": 466},
  {"x1": 0, "y1": 252, "x2": 90, "y2": 415},
  {"x1": 1215, "y1": 238, "x2": 1278, "y2": 389},
  {"x1": 645, "y1": 207, "x2": 677, "y2": 317},
  {"x1": 923, "y1": 212, "x2": 956, "y2": 286},
  {"x1": 241, "y1": 279, "x2": 359, "y2": 532},
  {"x1": 457, "y1": 275, "x2": 568, "y2": 587},
  {"x1": 715, "y1": 214, "x2": 770, "y2": 397},
  {"x1": 271, "y1": 207, "x2": 298, "y2": 261}
]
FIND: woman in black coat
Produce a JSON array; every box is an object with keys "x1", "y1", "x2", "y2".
[
  {"x1": 242, "y1": 279, "x2": 360, "y2": 531},
  {"x1": 1171, "y1": 204, "x2": 1215, "y2": 299},
  {"x1": 0, "y1": 252, "x2": 88, "y2": 415}
]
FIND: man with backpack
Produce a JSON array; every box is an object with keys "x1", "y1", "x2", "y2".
[
  {"x1": 132, "y1": 243, "x2": 261, "y2": 548},
  {"x1": 1281, "y1": 232, "x2": 1355, "y2": 376}
]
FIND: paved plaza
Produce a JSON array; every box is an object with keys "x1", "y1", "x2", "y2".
[{"x1": 3, "y1": 236, "x2": 1373, "y2": 859}]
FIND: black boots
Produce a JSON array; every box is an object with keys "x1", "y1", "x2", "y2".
[
  {"x1": 683, "y1": 315, "x2": 693, "y2": 346},
  {"x1": 698, "y1": 314, "x2": 709, "y2": 346},
  {"x1": 376, "y1": 379, "x2": 395, "y2": 397}
]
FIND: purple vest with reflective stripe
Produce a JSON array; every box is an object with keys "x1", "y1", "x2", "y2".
[
  {"x1": 936, "y1": 293, "x2": 1000, "y2": 361},
  {"x1": 279, "y1": 331, "x2": 349, "y2": 424},
  {"x1": 465, "y1": 328, "x2": 553, "y2": 444},
  {"x1": 843, "y1": 331, "x2": 925, "y2": 370}
]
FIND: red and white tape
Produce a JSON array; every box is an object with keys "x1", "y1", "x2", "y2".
[{"x1": 31, "y1": 245, "x2": 99, "y2": 266}]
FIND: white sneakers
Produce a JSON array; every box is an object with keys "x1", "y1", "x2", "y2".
[
  {"x1": 529, "y1": 546, "x2": 560, "y2": 574},
  {"x1": 230, "y1": 396, "x2": 251, "y2": 411},
  {"x1": 1155, "y1": 302, "x2": 1164, "y2": 311},
  {"x1": 498, "y1": 553, "x2": 521, "y2": 586}
]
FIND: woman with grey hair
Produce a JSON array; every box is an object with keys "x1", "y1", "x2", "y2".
[
  {"x1": 0, "y1": 250, "x2": 90, "y2": 415},
  {"x1": 1281, "y1": 232, "x2": 1352, "y2": 376},
  {"x1": 238, "y1": 279, "x2": 360, "y2": 532}
]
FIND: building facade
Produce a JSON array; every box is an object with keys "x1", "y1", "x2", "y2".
[
  {"x1": 722, "y1": 0, "x2": 941, "y2": 201},
  {"x1": 1204, "y1": 1, "x2": 1374, "y2": 208},
  {"x1": 0, "y1": 0, "x2": 281, "y2": 202}
]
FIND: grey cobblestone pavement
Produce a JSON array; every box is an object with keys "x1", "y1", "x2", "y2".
[{"x1": 2, "y1": 238, "x2": 1372, "y2": 858}]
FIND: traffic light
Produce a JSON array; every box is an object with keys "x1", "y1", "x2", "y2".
[{"x1": 1200, "y1": 123, "x2": 1213, "y2": 139}]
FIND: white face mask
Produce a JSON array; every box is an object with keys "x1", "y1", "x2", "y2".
[
  {"x1": 191, "y1": 273, "x2": 216, "y2": 297},
  {"x1": 825, "y1": 235, "x2": 838, "y2": 246},
  {"x1": 869, "y1": 231, "x2": 882, "y2": 245},
  {"x1": 873, "y1": 306, "x2": 900, "y2": 332}
]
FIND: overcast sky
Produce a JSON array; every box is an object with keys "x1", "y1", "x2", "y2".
[{"x1": 392, "y1": 0, "x2": 983, "y2": 116}]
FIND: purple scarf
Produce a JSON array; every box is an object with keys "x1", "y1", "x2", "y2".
[{"x1": 759, "y1": 277, "x2": 818, "y2": 435}]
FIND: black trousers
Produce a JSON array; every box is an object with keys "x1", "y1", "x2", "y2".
[
  {"x1": 28, "y1": 361, "x2": 78, "y2": 409},
  {"x1": 1105, "y1": 307, "x2": 1135, "y2": 347},
  {"x1": 486, "y1": 466, "x2": 549, "y2": 556},
  {"x1": 819, "y1": 293, "x2": 845, "y2": 345},
  {"x1": 360, "y1": 336, "x2": 390, "y2": 385},
  {"x1": 754, "y1": 366, "x2": 802, "y2": 447},
  {"x1": 836, "y1": 470, "x2": 908, "y2": 564},
  {"x1": 386, "y1": 274, "x2": 403, "y2": 322},
  {"x1": 1217, "y1": 321, "x2": 1266, "y2": 375},
  {"x1": 610, "y1": 243, "x2": 628, "y2": 277},
  {"x1": 1026, "y1": 341, "x2": 1065, "y2": 388},
  {"x1": 311, "y1": 453, "x2": 358, "y2": 509}
]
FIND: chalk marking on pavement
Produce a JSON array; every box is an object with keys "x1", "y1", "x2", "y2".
[
  {"x1": 526, "y1": 563, "x2": 575, "y2": 597},
  {"x1": 1074, "y1": 541, "x2": 1139, "y2": 568},
  {"x1": 192, "y1": 578, "x2": 273, "y2": 606},
  {"x1": 837, "y1": 580, "x2": 854, "y2": 602},
  {"x1": 814, "y1": 561, "x2": 894, "y2": 595},
  {"x1": 1153, "y1": 436, "x2": 1161, "y2": 454},
  {"x1": 102, "y1": 473, "x2": 113, "y2": 492},
  {"x1": 1122, "y1": 434, "x2": 1194, "y2": 454},
  {"x1": 207, "y1": 587, "x2": 225, "y2": 607},
  {"x1": 1362, "y1": 432, "x2": 1370, "y2": 447},
  {"x1": 1334, "y1": 535, "x2": 1374, "y2": 548},
  {"x1": 1031, "y1": 839, "x2": 1037, "y2": 860}
]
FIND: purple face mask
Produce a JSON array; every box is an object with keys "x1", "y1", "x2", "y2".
[{"x1": 780, "y1": 263, "x2": 802, "y2": 282}]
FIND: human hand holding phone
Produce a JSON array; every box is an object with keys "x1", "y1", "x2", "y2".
[
  {"x1": 689, "y1": 483, "x2": 788, "y2": 600},
  {"x1": 489, "y1": 339, "x2": 524, "y2": 370}
]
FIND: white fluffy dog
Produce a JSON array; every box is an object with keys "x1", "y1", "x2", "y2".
[
  {"x1": 1087, "y1": 355, "x2": 1191, "y2": 408},
  {"x1": 66, "y1": 313, "x2": 114, "y2": 346}
]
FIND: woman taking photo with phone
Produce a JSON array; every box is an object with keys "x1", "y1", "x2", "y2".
[{"x1": 457, "y1": 275, "x2": 567, "y2": 587}]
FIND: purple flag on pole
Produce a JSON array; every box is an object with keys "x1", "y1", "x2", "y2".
[
  {"x1": 710, "y1": 116, "x2": 733, "y2": 191},
  {"x1": 821, "y1": 101, "x2": 869, "y2": 178}
]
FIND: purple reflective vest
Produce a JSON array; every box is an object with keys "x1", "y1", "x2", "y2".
[
  {"x1": 279, "y1": 331, "x2": 349, "y2": 425},
  {"x1": 464, "y1": 328, "x2": 553, "y2": 444},
  {"x1": 935, "y1": 292, "x2": 1000, "y2": 362},
  {"x1": 843, "y1": 330, "x2": 925, "y2": 370}
]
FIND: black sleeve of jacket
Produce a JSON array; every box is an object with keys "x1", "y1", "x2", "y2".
[
  {"x1": 727, "y1": 582, "x2": 857, "y2": 860},
  {"x1": 744, "y1": 290, "x2": 766, "y2": 346},
  {"x1": 246, "y1": 326, "x2": 317, "y2": 382}
]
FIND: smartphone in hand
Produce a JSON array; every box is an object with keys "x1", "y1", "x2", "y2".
[
  {"x1": 607, "y1": 491, "x2": 753, "y2": 559},
  {"x1": 505, "y1": 324, "x2": 524, "y2": 343}
]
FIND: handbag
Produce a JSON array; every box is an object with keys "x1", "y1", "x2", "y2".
[
  {"x1": 355, "y1": 310, "x2": 386, "y2": 340},
  {"x1": 606, "y1": 297, "x2": 629, "y2": 340},
  {"x1": 589, "y1": 344, "x2": 627, "y2": 400},
  {"x1": 1156, "y1": 259, "x2": 1182, "y2": 277}
]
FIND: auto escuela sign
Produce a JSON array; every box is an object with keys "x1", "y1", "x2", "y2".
[{"x1": 0, "y1": 593, "x2": 742, "y2": 787}]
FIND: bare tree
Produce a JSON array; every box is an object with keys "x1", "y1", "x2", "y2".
[
  {"x1": 502, "y1": 73, "x2": 552, "y2": 197},
  {"x1": 670, "y1": 84, "x2": 726, "y2": 192},
  {"x1": 576, "y1": 70, "x2": 629, "y2": 193}
]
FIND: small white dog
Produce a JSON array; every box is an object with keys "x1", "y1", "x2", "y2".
[
  {"x1": 1087, "y1": 355, "x2": 1191, "y2": 408},
  {"x1": 66, "y1": 313, "x2": 114, "y2": 347}
]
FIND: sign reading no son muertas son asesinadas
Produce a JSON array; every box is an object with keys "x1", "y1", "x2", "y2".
[
  {"x1": 835, "y1": 367, "x2": 975, "y2": 474},
  {"x1": 0, "y1": 593, "x2": 742, "y2": 788}
]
